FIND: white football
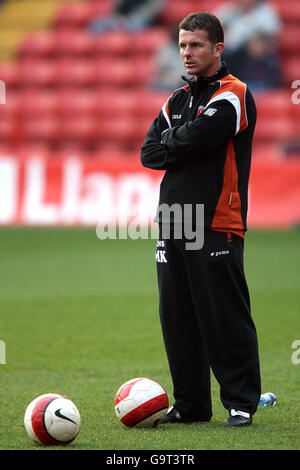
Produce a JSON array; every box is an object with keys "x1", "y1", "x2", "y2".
[
  {"x1": 114, "y1": 377, "x2": 168, "y2": 427},
  {"x1": 24, "y1": 393, "x2": 81, "y2": 445}
]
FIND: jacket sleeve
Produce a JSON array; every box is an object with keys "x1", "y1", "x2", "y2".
[
  {"x1": 160, "y1": 99, "x2": 237, "y2": 160},
  {"x1": 140, "y1": 99, "x2": 183, "y2": 171}
]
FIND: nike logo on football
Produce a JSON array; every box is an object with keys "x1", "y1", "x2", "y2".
[{"x1": 55, "y1": 408, "x2": 77, "y2": 424}]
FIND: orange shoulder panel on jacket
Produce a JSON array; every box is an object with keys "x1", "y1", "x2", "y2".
[{"x1": 208, "y1": 74, "x2": 248, "y2": 134}]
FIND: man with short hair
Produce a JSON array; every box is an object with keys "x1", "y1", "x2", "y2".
[{"x1": 140, "y1": 12, "x2": 261, "y2": 427}]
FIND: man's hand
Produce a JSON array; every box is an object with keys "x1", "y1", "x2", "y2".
[{"x1": 161, "y1": 128, "x2": 170, "y2": 145}]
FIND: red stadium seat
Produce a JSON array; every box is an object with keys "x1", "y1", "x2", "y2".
[
  {"x1": 18, "y1": 59, "x2": 57, "y2": 87},
  {"x1": 20, "y1": 116, "x2": 60, "y2": 143},
  {"x1": 252, "y1": 142, "x2": 283, "y2": 161},
  {"x1": 161, "y1": 0, "x2": 197, "y2": 25},
  {"x1": 92, "y1": 30, "x2": 132, "y2": 57},
  {"x1": 18, "y1": 32, "x2": 56, "y2": 58},
  {"x1": 53, "y1": 2, "x2": 91, "y2": 28},
  {"x1": 278, "y1": 25, "x2": 300, "y2": 57},
  {"x1": 135, "y1": 90, "x2": 169, "y2": 119},
  {"x1": 256, "y1": 90, "x2": 292, "y2": 119},
  {"x1": 282, "y1": 57, "x2": 300, "y2": 86},
  {"x1": 160, "y1": 0, "x2": 244, "y2": 24},
  {"x1": 53, "y1": 29, "x2": 95, "y2": 56},
  {"x1": 133, "y1": 57, "x2": 155, "y2": 86},
  {"x1": 53, "y1": 1, "x2": 112, "y2": 29},
  {"x1": 88, "y1": 0, "x2": 113, "y2": 18},
  {"x1": 60, "y1": 115, "x2": 99, "y2": 143},
  {"x1": 134, "y1": 117, "x2": 154, "y2": 146},
  {"x1": 93, "y1": 58, "x2": 136, "y2": 87},
  {"x1": 0, "y1": 62, "x2": 20, "y2": 88},
  {"x1": 254, "y1": 116, "x2": 296, "y2": 142},
  {"x1": 161, "y1": 0, "x2": 225, "y2": 24},
  {"x1": 0, "y1": 118, "x2": 17, "y2": 142},
  {"x1": 98, "y1": 116, "x2": 140, "y2": 147},
  {"x1": 197, "y1": 0, "x2": 228, "y2": 13},
  {"x1": 57, "y1": 88, "x2": 98, "y2": 116},
  {"x1": 133, "y1": 28, "x2": 169, "y2": 56},
  {"x1": 0, "y1": 90, "x2": 20, "y2": 118},
  {"x1": 94, "y1": 89, "x2": 138, "y2": 117},
  {"x1": 19, "y1": 89, "x2": 59, "y2": 119},
  {"x1": 271, "y1": 0, "x2": 300, "y2": 22},
  {"x1": 56, "y1": 58, "x2": 95, "y2": 87}
]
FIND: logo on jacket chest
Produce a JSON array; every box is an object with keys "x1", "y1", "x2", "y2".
[
  {"x1": 172, "y1": 114, "x2": 182, "y2": 120},
  {"x1": 172, "y1": 105, "x2": 205, "y2": 121},
  {"x1": 197, "y1": 105, "x2": 205, "y2": 116}
]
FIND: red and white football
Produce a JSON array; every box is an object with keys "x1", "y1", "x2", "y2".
[
  {"x1": 24, "y1": 393, "x2": 81, "y2": 445},
  {"x1": 114, "y1": 377, "x2": 169, "y2": 427}
]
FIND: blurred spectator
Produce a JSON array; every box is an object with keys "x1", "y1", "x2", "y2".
[
  {"x1": 216, "y1": 0, "x2": 281, "y2": 53},
  {"x1": 226, "y1": 34, "x2": 283, "y2": 93},
  {"x1": 88, "y1": 0, "x2": 165, "y2": 34},
  {"x1": 150, "y1": 26, "x2": 187, "y2": 92},
  {"x1": 215, "y1": 0, "x2": 282, "y2": 92}
]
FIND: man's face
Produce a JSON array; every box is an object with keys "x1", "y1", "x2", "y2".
[{"x1": 178, "y1": 29, "x2": 223, "y2": 79}]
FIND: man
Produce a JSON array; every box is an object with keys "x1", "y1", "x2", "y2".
[{"x1": 140, "y1": 12, "x2": 261, "y2": 427}]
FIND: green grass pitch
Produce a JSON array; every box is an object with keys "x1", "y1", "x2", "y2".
[{"x1": 0, "y1": 227, "x2": 299, "y2": 450}]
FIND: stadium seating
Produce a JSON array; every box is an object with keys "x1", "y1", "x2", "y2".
[
  {"x1": 0, "y1": 89, "x2": 20, "y2": 118},
  {"x1": 254, "y1": 116, "x2": 296, "y2": 143},
  {"x1": 18, "y1": 58, "x2": 58, "y2": 87},
  {"x1": 56, "y1": 88, "x2": 98, "y2": 117},
  {"x1": 92, "y1": 30, "x2": 132, "y2": 57},
  {"x1": 94, "y1": 89, "x2": 138, "y2": 118},
  {"x1": 53, "y1": 29, "x2": 96, "y2": 56},
  {"x1": 0, "y1": 0, "x2": 299, "y2": 158},
  {"x1": 134, "y1": 90, "x2": 168, "y2": 119},
  {"x1": 0, "y1": 118, "x2": 17, "y2": 142},
  {"x1": 255, "y1": 90, "x2": 293, "y2": 119},
  {"x1": 271, "y1": 0, "x2": 300, "y2": 22},
  {"x1": 282, "y1": 56, "x2": 300, "y2": 86},
  {"x1": 18, "y1": 31, "x2": 57, "y2": 58},
  {"x1": 55, "y1": 57, "x2": 95, "y2": 87},
  {"x1": 0, "y1": 62, "x2": 20, "y2": 88},
  {"x1": 133, "y1": 28, "x2": 169, "y2": 56},
  {"x1": 20, "y1": 116, "x2": 60, "y2": 144},
  {"x1": 278, "y1": 25, "x2": 300, "y2": 57},
  {"x1": 59, "y1": 114, "x2": 99, "y2": 144},
  {"x1": 19, "y1": 89, "x2": 59, "y2": 118},
  {"x1": 161, "y1": 0, "x2": 225, "y2": 25},
  {"x1": 52, "y1": 0, "x2": 112, "y2": 29}
]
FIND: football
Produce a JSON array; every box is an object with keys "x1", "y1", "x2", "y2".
[
  {"x1": 24, "y1": 393, "x2": 81, "y2": 445},
  {"x1": 114, "y1": 377, "x2": 168, "y2": 427}
]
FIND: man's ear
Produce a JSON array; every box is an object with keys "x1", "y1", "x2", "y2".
[{"x1": 214, "y1": 42, "x2": 225, "y2": 58}]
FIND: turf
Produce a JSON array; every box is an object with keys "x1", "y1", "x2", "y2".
[{"x1": 0, "y1": 227, "x2": 299, "y2": 450}]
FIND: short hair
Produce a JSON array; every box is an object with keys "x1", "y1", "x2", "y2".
[{"x1": 179, "y1": 12, "x2": 224, "y2": 46}]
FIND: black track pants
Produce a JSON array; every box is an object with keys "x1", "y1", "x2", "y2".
[{"x1": 156, "y1": 229, "x2": 261, "y2": 418}]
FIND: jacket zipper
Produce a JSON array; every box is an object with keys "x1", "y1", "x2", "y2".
[{"x1": 188, "y1": 95, "x2": 194, "y2": 120}]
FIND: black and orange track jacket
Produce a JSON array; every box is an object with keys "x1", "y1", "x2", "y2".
[{"x1": 140, "y1": 64, "x2": 257, "y2": 238}]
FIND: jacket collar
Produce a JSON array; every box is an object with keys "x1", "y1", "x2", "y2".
[{"x1": 182, "y1": 63, "x2": 229, "y2": 91}]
